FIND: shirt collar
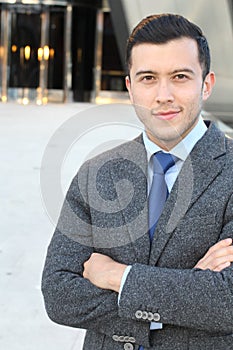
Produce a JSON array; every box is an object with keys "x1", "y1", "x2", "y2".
[{"x1": 143, "y1": 116, "x2": 207, "y2": 162}]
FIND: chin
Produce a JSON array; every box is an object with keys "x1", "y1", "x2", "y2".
[{"x1": 151, "y1": 125, "x2": 182, "y2": 141}]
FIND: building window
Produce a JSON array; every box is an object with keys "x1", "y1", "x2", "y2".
[{"x1": 101, "y1": 12, "x2": 126, "y2": 92}]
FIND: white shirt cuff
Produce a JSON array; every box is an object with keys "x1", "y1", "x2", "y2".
[{"x1": 118, "y1": 265, "x2": 132, "y2": 303}]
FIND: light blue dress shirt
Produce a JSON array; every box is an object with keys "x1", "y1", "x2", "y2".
[{"x1": 118, "y1": 116, "x2": 208, "y2": 330}]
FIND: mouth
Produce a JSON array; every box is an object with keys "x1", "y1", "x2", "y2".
[{"x1": 152, "y1": 110, "x2": 181, "y2": 121}]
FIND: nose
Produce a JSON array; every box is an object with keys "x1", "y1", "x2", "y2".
[{"x1": 155, "y1": 80, "x2": 174, "y2": 104}]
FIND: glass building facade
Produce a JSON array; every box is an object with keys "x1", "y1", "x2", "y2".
[{"x1": 0, "y1": 0, "x2": 126, "y2": 104}]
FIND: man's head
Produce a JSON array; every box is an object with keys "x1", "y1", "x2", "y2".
[
  {"x1": 125, "y1": 14, "x2": 215, "y2": 150},
  {"x1": 126, "y1": 13, "x2": 210, "y2": 80}
]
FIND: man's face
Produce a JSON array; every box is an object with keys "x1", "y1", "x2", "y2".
[{"x1": 126, "y1": 38, "x2": 215, "y2": 150}]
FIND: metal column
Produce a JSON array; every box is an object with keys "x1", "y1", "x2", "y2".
[{"x1": 0, "y1": 9, "x2": 10, "y2": 102}]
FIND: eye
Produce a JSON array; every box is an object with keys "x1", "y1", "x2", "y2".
[
  {"x1": 176, "y1": 74, "x2": 186, "y2": 79},
  {"x1": 141, "y1": 75, "x2": 157, "y2": 83},
  {"x1": 143, "y1": 75, "x2": 154, "y2": 80},
  {"x1": 173, "y1": 74, "x2": 188, "y2": 81}
]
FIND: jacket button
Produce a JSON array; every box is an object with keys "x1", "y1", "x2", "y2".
[
  {"x1": 142, "y1": 311, "x2": 148, "y2": 320},
  {"x1": 153, "y1": 313, "x2": 161, "y2": 322},
  {"x1": 112, "y1": 334, "x2": 119, "y2": 342},
  {"x1": 135, "y1": 310, "x2": 143, "y2": 319},
  {"x1": 128, "y1": 337, "x2": 136, "y2": 343},
  {"x1": 124, "y1": 343, "x2": 134, "y2": 350},
  {"x1": 148, "y1": 312, "x2": 154, "y2": 321}
]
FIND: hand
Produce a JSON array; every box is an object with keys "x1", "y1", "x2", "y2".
[
  {"x1": 83, "y1": 253, "x2": 127, "y2": 292},
  {"x1": 194, "y1": 238, "x2": 233, "y2": 271}
]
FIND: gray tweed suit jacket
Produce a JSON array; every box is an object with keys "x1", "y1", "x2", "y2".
[{"x1": 42, "y1": 121, "x2": 233, "y2": 350}]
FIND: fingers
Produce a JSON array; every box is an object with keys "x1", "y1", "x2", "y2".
[
  {"x1": 213, "y1": 261, "x2": 231, "y2": 272},
  {"x1": 202, "y1": 238, "x2": 232, "y2": 258},
  {"x1": 194, "y1": 238, "x2": 233, "y2": 271},
  {"x1": 83, "y1": 253, "x2": 126, "y2": 292},
  {"x1": 207, "y1": 255, "x2": 233, "y2": 272}
]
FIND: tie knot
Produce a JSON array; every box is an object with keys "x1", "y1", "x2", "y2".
[{"x1": 152, "y1": 151, "x2": 176, "y2": 174}]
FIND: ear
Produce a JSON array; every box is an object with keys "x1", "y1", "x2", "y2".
[
  {"x1": 202, "y1": 72, "x2": 216, "y2": 101},
  {"x1": 125, "y1": 76, "x2": 133, "y2": 101},
  {"x1": 125, "y1": 75, "x2": 130, "y2": 90},
  {"x1": 125, "y1": 75, "x2": 131, "y2": 94}
]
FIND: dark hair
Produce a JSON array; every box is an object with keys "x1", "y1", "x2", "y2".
[{"x1": 126, "y1": 14, "x2": 210, "y2": 80}]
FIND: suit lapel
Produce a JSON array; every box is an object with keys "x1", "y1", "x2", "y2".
[
  {"x1": 149, "y1": 122, "x2": 227, "y2": 266},
  {"x1": 111, "y1": 134, "x2": 151, "y2": 264}
]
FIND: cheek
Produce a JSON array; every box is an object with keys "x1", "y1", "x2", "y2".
[
  {"x1": 134, "y1": 104, "x2": 151, "y2": 122},
  {"x1": 181, "y1": 89, "x2": 203, "y2": 109},
  {"x1": 131, "y1": 88, "x2": 154, "y2": 107}
]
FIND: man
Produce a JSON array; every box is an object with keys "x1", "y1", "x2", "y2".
[{"x1": 42, "y1": 14, "x2": 233, "y2": 349}]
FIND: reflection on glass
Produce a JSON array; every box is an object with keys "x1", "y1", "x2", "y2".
[
  {"x1": 24, "y1": 45, "x2": 31, "y2": 60},
  {"x1": 9, "y1": 12, "x2": 41, "y2": 89}
]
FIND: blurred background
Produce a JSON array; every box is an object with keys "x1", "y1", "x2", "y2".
[
  {"x1": 0, "y1": 1, "x2": 233, "y2": 349},
  {"x1": 0, "y1": 0, "x2": 233, "y2": 124}
]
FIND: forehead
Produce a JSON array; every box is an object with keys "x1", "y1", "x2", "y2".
[{"x1": 130, "y1": 38, "x2": 201, "y2": 72}]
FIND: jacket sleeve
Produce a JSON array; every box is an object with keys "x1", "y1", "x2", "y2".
[
  {"x1": 118, "y1": 194, "x2": 233, "y2": 334},
  {"x1": 41, "y1": 161, "x2": 151, "y2": 348}
]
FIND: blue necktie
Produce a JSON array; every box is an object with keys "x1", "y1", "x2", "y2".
[
  {"x1": 148, "y1": 152, "x2": 175, "y2": 242},
  {"x1": 138, "y1": 152, "x2": 175, "y2": 350}
]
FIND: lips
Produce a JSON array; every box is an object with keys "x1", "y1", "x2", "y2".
[{"x1": 152, "y1": 110, "x2": 181, "y2": 120}]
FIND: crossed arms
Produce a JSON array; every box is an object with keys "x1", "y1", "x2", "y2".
[
  {"x1": 42, "y1": 230, "x2": 233, "y2": 343},
  {"x1": 82, "y1": 238, "x2": 233, "y2": 335},
  {"x1": 42, "y1": 154, "x2": 233, "y2": 343},
  {"x1": 83, "y1": 238, "x2": 233, "y2": 293}
]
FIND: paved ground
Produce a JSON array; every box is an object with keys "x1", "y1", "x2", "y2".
[{"x1": 0, "y1": 102, "x2": 142, "y2": 350}]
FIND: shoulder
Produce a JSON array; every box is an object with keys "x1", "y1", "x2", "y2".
[
  {"x1": 225, "y1": 135, "x2": 233, "y2": 151},
  {"x1": 90, "y1": 133, "x2": 144, "y2": 160},
  {"x1": 79, "y1": 133, "x2": 146, "y2": 171},
  {"x1": 71, "y1": 134, "x2": 148, "y2": 194},
  {"x1": 201, "y1": 121, "x2": 233, "y2": 155}
]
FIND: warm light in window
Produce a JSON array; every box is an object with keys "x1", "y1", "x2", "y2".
[
  {"x1": 0, "y1": 46, "x2": 4, "y2": 58},
  {"x1": 49, "y1": 48, "x2": 55, "y2": 59},
  {"x1": 22, "y1": 97, "x2": 29, "y2": 105},
  {"x1": 1, "y1": 95, "x2": 7, "y2": 103},
  {"x1": 43, "y1": 45, "x2": 50, "y2": 60},
  {"x1": 12, "y1": 45, "x2": 17, "y2": 53},
  {"x1": 24, "y1": 45, "x2": 31, "y2": 60},
  {"x1": 37, "y1": 46, "x2": 51, "y2": 61},
  {"x1": 36, "y1": 97, "x2": 48, "y2": 105},
  {"x1": 42, "y1": 96, "x2": 48, "y2": 104},
  {"x1": 38, "y1": 47, "x2": 43, "y2": 61}
]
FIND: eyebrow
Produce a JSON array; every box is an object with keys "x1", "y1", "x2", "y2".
[{"x1": 135, "y1": 68, "x2": 195, "y2": 77}]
